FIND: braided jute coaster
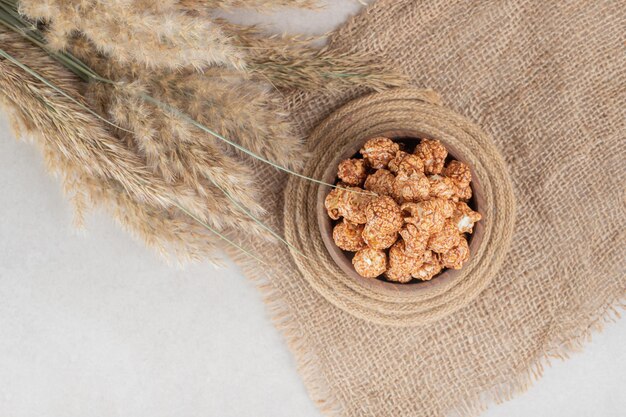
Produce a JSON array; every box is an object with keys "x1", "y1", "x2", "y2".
[{"x1": 284, "y1": 88, "x2": 515, "y2": 327}]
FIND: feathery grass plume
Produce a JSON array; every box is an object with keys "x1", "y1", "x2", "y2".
[
  {"x1": 217, "y1": 21, "x2": 408, "y2": 92},
  {"x1": 0, "y1": 29, "x2": 268, "y2": 262},
  {"x1": 149, "y1": 70, "x2": 304, "y2": 170},
  {"x1": 18, "y1": 0, "x2": 246, "y2": 70},
  {"x1": 182, "y1": 0, "x2": 320, "y2": 10},
  {"x1": 15, "y1": 0, "x2": 404, "y2": 92},
  {"x1": 0, "y1": 4, "x2": 328, "y2": 260},
  {"x1": 1, "y1": 0, "x2": 391, "y2": 263},
  {"x1": 67, "y1": 35, "x2": 302, "y2": 213}
]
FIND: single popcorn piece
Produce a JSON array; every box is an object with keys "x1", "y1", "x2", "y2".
[
  {"x1": 360, "y1": 137, "x2": 400, "y2": 169},
  {"x1": 324, "y1": 185, "x2": 373, "y2": 224},
  {"x1": 424, "y1": 197, "x2": 456, "y2": 218},
  {"x1": 364, "y1": 169, "x2": 395, "y2": 196},
  {"x1": 324, "y1": 187, "x2": 344, "y2": 220},
  {"x1": 399, "y1": 223, "x2": 428, "y2": 254},
  {"x1": 443, "y1": 160, "x2": 473, "y2": 201},
  {"x1": 363, "y1": 225, "x2": 398, "y2": 250},
  {"x1": 352, "y1": 247, "x2": 387, "y2": 278},
  {"x1": 414, "y1": 138, "x2": 448, "y2": 174},
  {"x1": 402, "y1": 202, "x2": 444, "y2": 232},
  {"x1": 342, "y1": 188, "x2": 372, "y2": 224},
  {"x1": 392, "y1": 172, "x2": 430, "y2": 203},
  {"x1": 444, "y1": 160, "x2": 472, "y2": 187},
  {"x1": 440, "y1": 237, "x2": 470, "y2": 269},
  {"x1": 387, "y1": 151, "x2": 408, "y2": 174},
  {"x1": 332, "y1": 220, "x2": 366, "y2": 252},
  {"x1": 388, "y1": 152, "x2": 424, "y2": 176},
  {"x1": 398, "y1": 154, "x2": 425, "y2": 176},
  {"x1": 428, "y1": 175, "x2": 456, "y2": 199},
  {"x1": 365, "y1": 196, "x2": 403, "y2": 234},
  {"x1": 337, "y1": 158, "x2": 368, "y2": 186},
  {"x1": 454, "y1": 183, "x2": 473, "y2": 202},
  {"x1": 385, "y1": 240, "x2": 424, "y2": 283},
  {"x1": 411, "y1": 250, "x2": 443, "y2": 281},
  {"x1": 452, "y1": 202, "x2": 482, "y2": 234},
  {"x1": 427, "y1": 221, "x2": 461, "y2": 253},
  {"x1": 401, "y1": 198, "x2": 455, "y2": 233}
]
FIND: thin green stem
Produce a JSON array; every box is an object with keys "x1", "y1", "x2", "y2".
[
  {"x1": 0, "y1": 4, "x2": 111, "y2": 83},
  {"x1": 139, "y1": 93, "x2": 341, "y2": 190},
  {"x1": 173, "y1": 202, "x2": 267, "y2": 266},
  {"x1": 0, "y1": 46, "x2": 267, "y2": 265},
  {"x1": 0, "y1": 3, "x2": 369, "y2": 195},
  {"x1": 207, "y1": 176, "x2": 308, "y2": 260}
]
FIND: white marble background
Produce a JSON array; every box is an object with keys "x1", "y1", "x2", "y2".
[{"x1": 0, "y1": 2, "x2": 624, "y2": 416}]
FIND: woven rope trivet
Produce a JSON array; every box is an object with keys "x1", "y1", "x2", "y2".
[{"x1": 284, "y1": 88, "x2": 515, "y2": 326}]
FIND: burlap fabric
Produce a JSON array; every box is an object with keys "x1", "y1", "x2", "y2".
[
  {"x1": 230, "y1": 1, "x2": 626, "y2": 416},
  {"x1": 284, "y1": 88, "x2": 516, "y2": 326}
]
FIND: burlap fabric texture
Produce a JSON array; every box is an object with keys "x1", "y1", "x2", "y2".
[{"x1": 230, "y1": 1, "x2": 626, "y2": 416}]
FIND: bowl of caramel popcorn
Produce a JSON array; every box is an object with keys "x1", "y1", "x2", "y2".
[{"x1": 319, "y1": 133, "x2": 483, "y2": 287}]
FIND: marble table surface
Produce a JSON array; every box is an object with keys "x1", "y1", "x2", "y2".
[{"x1": 0, "y1": 2, "x2": 624, "y2": 416}]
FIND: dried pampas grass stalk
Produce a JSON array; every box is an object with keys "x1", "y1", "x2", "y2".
[
  {"x1": 0, "y1": 29, "x2": 267, "y2": 263},
  {"x1": 221, "y1": 22, "x2": 408, "y2": 92},
  {"x1": 18, "y1": 0, "x2": 246, "y2": 70},
  {"x1": 66, "y1": 36, "x2": 350, "y2": 204},
  {"x1": 0, "y1": 7, "x2": 318, "y2": 259},
  {"x1": 185, "y1": 0, "x2": 320, "y2": 10},
  {"x1": 1, "y1": 0, "x2": 402, "y2": 262},
  {"x1": 66, "y1": 36, "x2": 357, "y2": 192}
]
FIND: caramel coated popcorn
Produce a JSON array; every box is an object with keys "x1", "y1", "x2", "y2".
[
  {"x1": 343, "y1": 189, "x2": 373, "y2": 224},
  {"x1": 399, "y1": 223, "x2": 428, "y2": 253},
  {"x1": 428, "y1": 175, "x2": 456, "y2": 199},
  {"x1": 389, "y1": 152, "x2": 424, "y2": 176},
  {"x1": 444, "y1": 160, "x2": 471, "y2": 187},
  {"x1": 385, "y1": 240, "x2": 423, "y2": 283},
  {"x1": 414, "y1": 139, "x2": 447, "y2": 174},
  {"x1": 431, "y1": 198, "x2": 456, "y2": 218},
  {"x1": 365, "y1": 196, "x2": 403, "y2": 234},
  {"x1": 454, "y1": 183, "x2": 473, "y2": 202},
  {"x1": 363, "y1": 226, "x2": 398, "y2": 250},
  {"x1": 388, "y1": 150, "x2": 408, "y2": 174},
  {"x1": 451, "y1": 202, "x2": 482, "y2": 234},
  {"x1": 364, "y1": 169, "x2": 395, "y2": 196},
  {"x1": 440, "y1": 237, "x2": 470, "y2": 269},
  {"x1": 412, "y1": 250, "x2": 443, "y2": 281},
  {"x1": 324, "y1": 187, "x2": 343, "y2": 220},
  {"x1": 352, "y1": 248, "x2": 387, "y2": 278},
  {"x1": 393, "y1": 172, "x2": 430, "y2": 203},
  {"x1": 427, "y1": 221, "x2": 461, "y2": 253},
  {"x1": 360, "y1": 137, "x2": 400, "y2": 169},
  {"x1": 333, "y1": 220, "x2": 366, "y2": 252},
  {"x1": 337, "y1": 158, "x2": 368, "y2": 186},
  {"x1": 326, "y1": 136, "x2": 481, "y2": 282},
  {"x1": 324, "y1": 185, "x2": 373, "y2": 224},
  {"x1": 401, "y1": 198, "x2": 454, "y2": 234}
]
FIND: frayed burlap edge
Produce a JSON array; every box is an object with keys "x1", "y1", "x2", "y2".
[
  {"x1": 227, "y1": 239, "x2": 625, "y2": 417},
  {"x1": 225, "y1": 245, "x2": 345, "y2": 417},
  {"x1": 449, "y1": 293, "x2": 625, "y2": 416}
]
